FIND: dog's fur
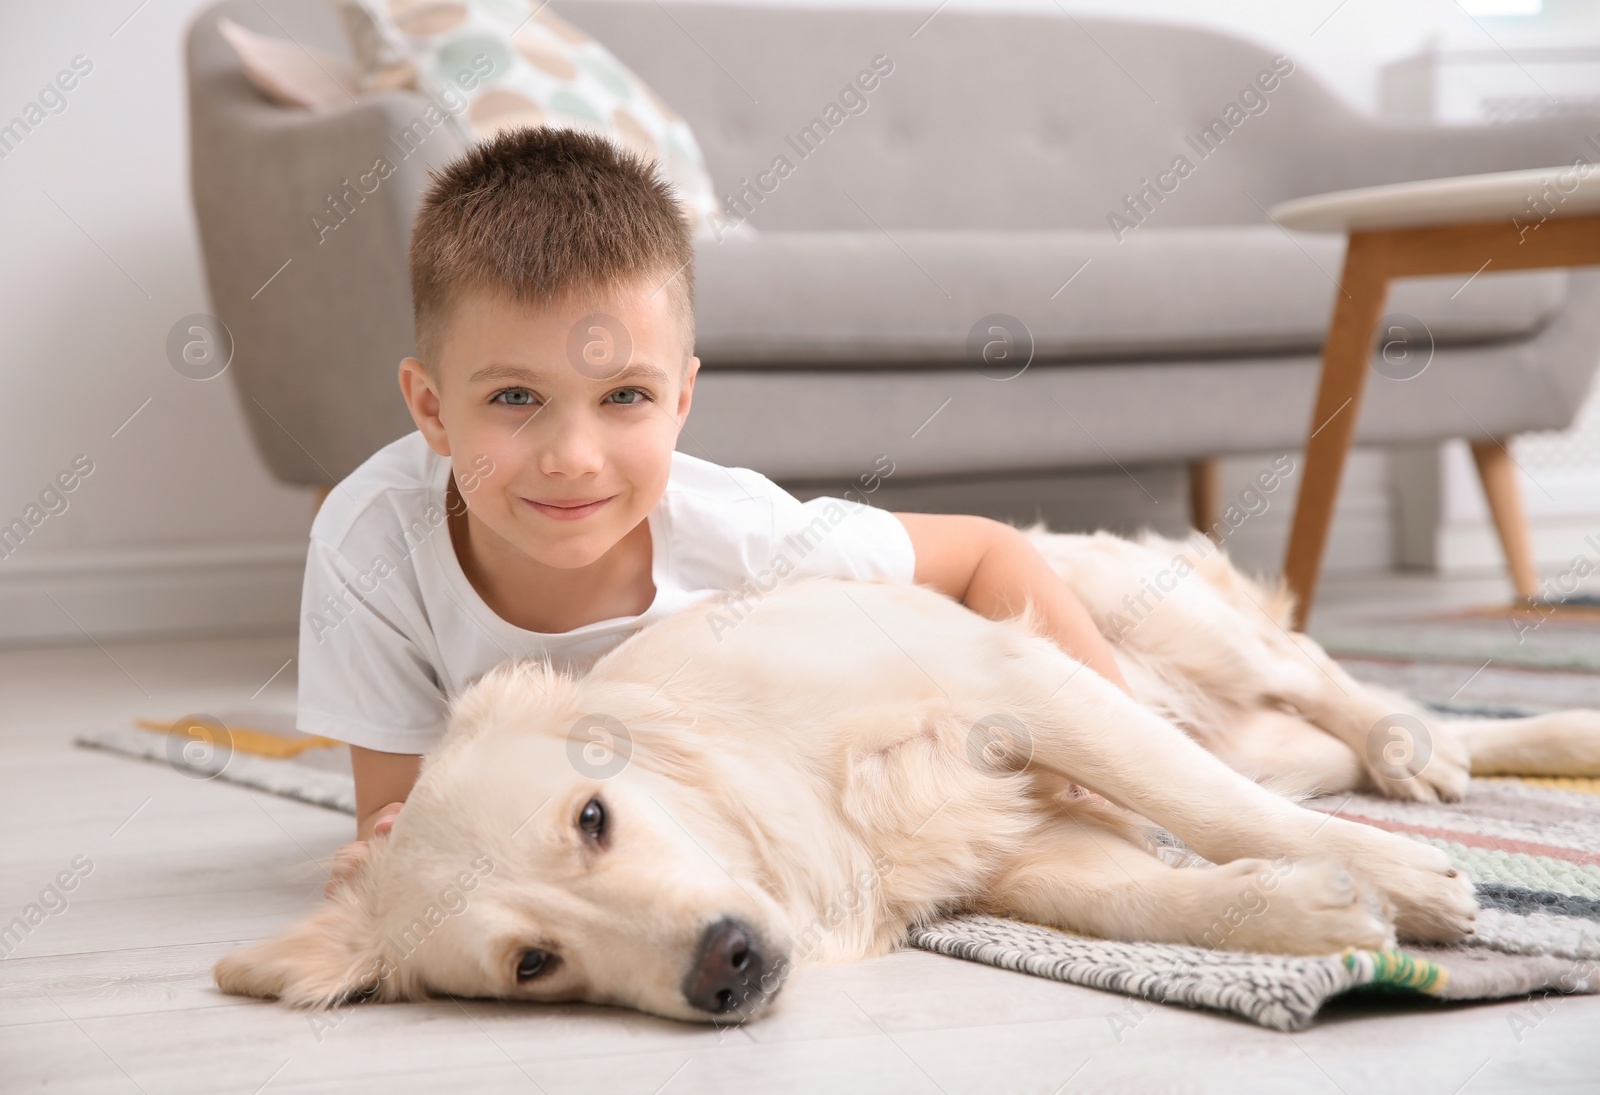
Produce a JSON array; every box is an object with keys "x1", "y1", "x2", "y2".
[{"x1": 217, "y1": 528, "x2": 1600, "y2": 1022}]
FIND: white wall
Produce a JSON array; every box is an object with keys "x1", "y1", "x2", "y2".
[
  {"x1": 0, "y1": 0, "x2": 1580, "y2": 645},
  {"x1": 0, "y1": 0, "x2": 315, "y2": 646}
]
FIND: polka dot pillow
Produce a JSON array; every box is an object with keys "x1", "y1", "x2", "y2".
[{"x1": 332, "y1": 0, "x2": 738, "y2": 240}]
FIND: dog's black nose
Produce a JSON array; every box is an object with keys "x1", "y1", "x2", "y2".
[{"x1": 683, "y1": 918, "x2": 767, "y2": 1015}]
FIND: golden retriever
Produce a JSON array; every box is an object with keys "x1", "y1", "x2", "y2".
[{"x1": 216, "y1": 528, "x2": 1600, "y2": 1022}]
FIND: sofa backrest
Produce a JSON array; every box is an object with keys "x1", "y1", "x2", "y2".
[{"x1": 559, "y1": 1, "x2": 1365, "y2": 232}]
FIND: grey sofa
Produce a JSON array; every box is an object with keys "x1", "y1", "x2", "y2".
[{"x1": 187, "y1": 1, "x2": 1600, "y2": 505}]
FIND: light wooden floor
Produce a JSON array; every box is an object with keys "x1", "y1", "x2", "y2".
[{"x1": 4, "y1": 572, "x2": 1599, "y2": 1094}]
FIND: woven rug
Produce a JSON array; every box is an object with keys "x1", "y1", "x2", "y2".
[
  {"x1": 1312, "y1": 598, "x2": 1600, "y2": 674},
  {"x1": 75, "y1": 702, "x2": 1600, "y2": 1031},
  {"x1": 910, "y1": 778, "x2": 1600, "y2": 1031},
  {"x1": 75, "y1": 706, "x2": 355, "y2": 814}
]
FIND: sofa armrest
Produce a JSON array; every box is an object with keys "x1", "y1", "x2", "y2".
[{"x1": 186, "y1": 2, "x2": 469, "y2": 486}]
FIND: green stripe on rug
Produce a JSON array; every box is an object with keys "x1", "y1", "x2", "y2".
[
  {"x1": 1411, "y1": 836, "x2": 1600, "y2": 899},
  {"x1": 1342, "y1": 949, "x2": 1448, "y2": 994}
]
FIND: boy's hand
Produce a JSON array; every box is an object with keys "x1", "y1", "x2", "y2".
[
  {"x1": 325, "y1": 801, "x2": 403, "y2": 898},
  {"x1": 895, "y1": 513, "x2": 1136, "y2": 698}
]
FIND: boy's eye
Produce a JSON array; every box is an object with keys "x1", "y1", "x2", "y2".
[
  {"x1": 492, "y1": 387, "x2": 536, "y2": 407},
  {"x1": 492, "y1": 387, "x2": 649, "y2": 407},
  {"x1": 606, "y1": 387, "x2": 651, "y2": 406}
]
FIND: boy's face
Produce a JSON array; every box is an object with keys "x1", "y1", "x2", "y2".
[{"x1": 398, "y1": 276, "x2": 699, "y2": 571}]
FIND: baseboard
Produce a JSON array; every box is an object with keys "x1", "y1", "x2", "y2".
[
  {"x1": 1218, "y1": 505, "x2": 1393, "y2": 579},
  {"x1": 1436, "y1": 516, "x2": 1600, "y2": 579},
  {"x1": 0, "y1": 542, "x2": 304, "y2": 646}
]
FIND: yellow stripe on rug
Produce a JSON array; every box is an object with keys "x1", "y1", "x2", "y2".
[
  {"x1": 134, "y1": 717, "x2": 341, "y2": 759},
  {"x1": 1479, "y1": 776, "x2": 1600, "y2": 795}
]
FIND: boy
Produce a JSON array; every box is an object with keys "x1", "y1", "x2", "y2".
[{"x1": 300, "y1": 127, "x2": 1132, "y2": 882}]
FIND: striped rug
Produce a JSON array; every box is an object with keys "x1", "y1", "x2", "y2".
[
  {"x1": 910, "y1": 776, "x2": 1600, "y2": 1031},
  {"x1": 1312, "y1": 599, "x2": 1600, "y2": 675}
]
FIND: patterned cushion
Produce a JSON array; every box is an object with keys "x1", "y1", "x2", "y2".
[{"x1": 332, "y1": 0, "x2": 735, "y2": 239}]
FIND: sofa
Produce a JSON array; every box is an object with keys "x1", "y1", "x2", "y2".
[{"x1": 186, "y1": 1, "x2": 1600, "y2": 550}]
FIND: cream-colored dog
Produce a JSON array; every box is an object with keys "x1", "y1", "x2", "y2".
[{"x1": 216, "y1": 528, "x2": 1600, "y2": 1022}]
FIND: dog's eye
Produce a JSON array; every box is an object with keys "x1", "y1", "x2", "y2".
[
  {"x1": 516, "y1": 949, "x2": 552, "y2": 982},
  {"x1": 578, "y1": 797, "x2": 606, "y2": 839}
]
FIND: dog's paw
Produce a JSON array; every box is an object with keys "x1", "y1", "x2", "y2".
[
  {"x1": 1215, "y1": 858, "x2": 1395, "y2": 955},
  {"x1": 1314, "y1": 819, "x2": 1476, "y2": 943},
  {"x1": 1363, "y1": 719, "x2": 1471, "y2": 803}
]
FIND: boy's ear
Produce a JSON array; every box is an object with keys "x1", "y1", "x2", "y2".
[
  {"x1": 675, "y1": 355, "x2": 699, "y2": 424},
  {"x1": 398, "y1": 356, "x2": 450, "y2": 456},
  {"x1": 214, "y1": 886, "x2": 385, "y2": 1007}
]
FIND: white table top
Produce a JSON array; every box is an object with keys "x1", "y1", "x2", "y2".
[{"x1": 1267, "y1": 164, "x2": 1600, "y2": 233}]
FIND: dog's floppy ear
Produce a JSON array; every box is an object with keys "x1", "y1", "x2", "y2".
[
  {"x1": 433, "y1": 656, "x2": 578, "y2": 760},
  {"x1": 435, "y1": 658, "x2": 532, "y2": 753},
  {"x1": 213, "y1": 891, "x2": 384, "y2": 1007}
]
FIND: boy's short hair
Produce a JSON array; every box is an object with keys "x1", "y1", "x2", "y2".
[{"x1": 408, "y1": 126, "x2": 696, "y2": 381}]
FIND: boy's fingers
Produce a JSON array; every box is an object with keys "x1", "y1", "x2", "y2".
[
  {"x1": 328, "y1": 801, "x2": 402, "y2": 897},
  {"x1": 372, "y1": 801, "x2": 404, "y2": 837}
]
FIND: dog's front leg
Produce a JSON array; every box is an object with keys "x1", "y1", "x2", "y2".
[
  {"x1": 1000, "y1": 657, "x2": 1315, "y2": 859},
  {"x1": 995, "y1": 650, "x2": 1476, "y2": 942},
  {"x1": 976, "y1": 816, "x2": 1396, "y2": 956}
]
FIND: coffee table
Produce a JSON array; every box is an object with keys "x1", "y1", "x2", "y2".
[{"x1": 1268, "y1": 165, "x2": 1600, "y2": 630}]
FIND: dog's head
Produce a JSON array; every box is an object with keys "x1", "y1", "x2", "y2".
[{"x1": 215, "y1": 660, "x2": 794, "y2": 1022}]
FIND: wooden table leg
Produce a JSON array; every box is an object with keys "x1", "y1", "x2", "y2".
[
  {"x1": 1469, "y1": 439, "x2": 1541, "y2": 603},
  {"x1": 1188, "y1": 458, "x2": 1221, "y2": 539},
  {"x1": 1283, "y1": 233, "x2": 1392, "y2": 631}
]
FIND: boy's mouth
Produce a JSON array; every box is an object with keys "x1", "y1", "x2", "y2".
[{"x1": 524, "y1": 495, "x2": 615, "y2": 521}]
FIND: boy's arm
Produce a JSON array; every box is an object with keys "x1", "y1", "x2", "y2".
[
  {"x1": 892, "y1": 512, "x2": 1134, "y2": 697},
  {"x1": 351, "y1": 746, "x2": 422, "y2": 841}
]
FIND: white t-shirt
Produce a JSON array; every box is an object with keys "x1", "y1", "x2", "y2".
[{"x1": 296, "y1": 430, "x2": 915, "y2": 755}]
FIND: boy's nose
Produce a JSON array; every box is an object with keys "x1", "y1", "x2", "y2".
[{"x1": 536, "y1": 420, "x2": 607, "y2": 478}]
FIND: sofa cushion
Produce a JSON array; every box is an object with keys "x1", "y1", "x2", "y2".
[
  {"x1": 216, "y1": 16, "x2": 359, "y2": 107},
  {"x1": 330, "y1": 0, "x2": 730, "y2": 238},
  {"x1": 691, "y1": 226, "x2": 1567, "y2": 367},
  {"x1": 679, "y1": 273, "x2": 1600, "y2": 479}
]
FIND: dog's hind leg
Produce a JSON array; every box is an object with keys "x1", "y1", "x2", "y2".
[
  {"x1": 1042, "y1": 533, "x2": 1471, "y2": 802},
  {"x1": 1242, "y1": 630, "x2": 1472, "y2": 803},
  {"x1": 973, "y1": 817, "x2": 1395, "y2": 956},
  {"x1": 1206, "y1": 706, "x2": 1365, "y2": 800},
  {"x1": 1291, "y1": 669, "x2": 1600, "y2": 782},
  {"x1": 1447, "y1": 709, "x2": 1600, "y2": 778},
  {"x1": 984, "y1": 641, "x2": 1476, "y2": 942}
]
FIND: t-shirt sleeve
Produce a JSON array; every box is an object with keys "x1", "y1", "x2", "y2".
[
  {"x1": 295, "y1": 536, "x2": 449, "y2": 755},
  {"x1": 757, "y1": 475, "x2": 916, "y2": 585}
]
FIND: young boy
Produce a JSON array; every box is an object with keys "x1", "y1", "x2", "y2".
[{"x1": 299, "y1": 126, "x2": 1132, "y2": 882}]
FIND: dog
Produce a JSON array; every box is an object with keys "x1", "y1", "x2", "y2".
[{"x1": 216, "y1": 527, "x2": 1600, "y2": 1022}]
